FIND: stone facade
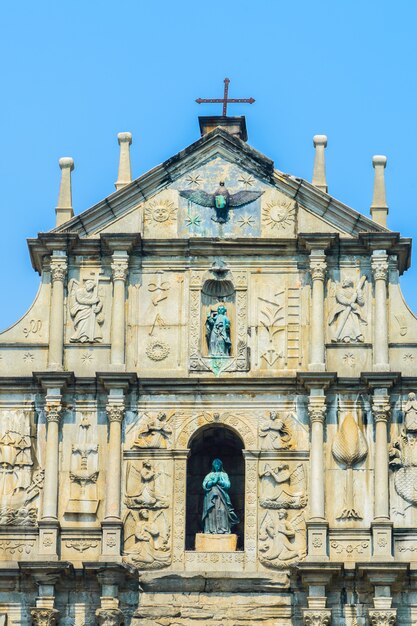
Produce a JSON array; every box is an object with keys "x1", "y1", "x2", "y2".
[{"x1": 0, "y1": 116, "x2": 416, "y2": 625}]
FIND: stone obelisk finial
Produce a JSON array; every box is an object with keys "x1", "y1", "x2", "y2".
[
  {"x1": 115, "y1": 132, "x2": 132, "y2": 190},
  {"x1": 312, "y1": 135, "x2": 328, "y2": 193},
  {"x1": 55, "y1": 157, "x2": 74, "y2": 227},
  {"x1": 370, "y1": 155, "x2": 388, "y2": 227}
]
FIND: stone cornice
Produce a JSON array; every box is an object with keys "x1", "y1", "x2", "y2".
[{"x1": 27, "y1": 234, "x2": 412, "y2": 276}]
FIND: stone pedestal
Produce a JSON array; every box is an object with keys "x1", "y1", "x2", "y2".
[{"x1": 195, "y1": 533, "x2": 237, "y2": 552}]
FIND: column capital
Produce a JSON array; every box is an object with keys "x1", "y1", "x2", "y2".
[
  {"x1": 30, "y1": 609, "x2": 59, "y2": 626},
  {"x1": 371, "y1": 254, "x2": 389, "y2": 281},
  {"x1": 368, "y1": 610, "x2": 396, "y2": 626},
  {"x1": 45, "y1": 400, "x2": 63, "y2": 424},
  {"x1": 308, "y1": 396, "x2": 327, "y2": 423},
  {"x1": 111, "y1": 257, "x2": 129, "y2": 282},
  {"x1": 303, "y1": 610, "x2": 332, "y2": 626},
  {"x1": 106, "y1": 403, "x2": 125, "y2": 423},
  {"x1": 95, "y1": 608, "x2": 124, "y2": 626},
  {"x1": 372, "y1": 395, "x2": 391, "y2": 423},
  {"x1": 50, "y1": 256, "x2": 68, "y2": 283},
  {"x1": 309, "y1": 254, "x2": 327, "y2": 282}
]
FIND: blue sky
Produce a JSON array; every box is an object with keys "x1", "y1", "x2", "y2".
[{"x1": 0, "y1": 0, "x2": 416, "y2": 329}]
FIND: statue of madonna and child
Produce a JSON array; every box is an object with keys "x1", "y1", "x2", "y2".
[{"x1": 201, "y1": 458, "x2": 239, "y2": 535}]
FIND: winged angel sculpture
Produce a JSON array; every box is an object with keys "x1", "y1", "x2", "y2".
[
  {"x1": 258, "y1": 510, "x2": 306, "y2": 568},
  {"x1": 179, "y1": 181, "x2": 262, "y2": 224}
]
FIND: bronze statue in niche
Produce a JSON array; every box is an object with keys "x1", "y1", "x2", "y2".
[
  {"x1": 206, "y1": 304, "x2": 232, "y2": 357},
  {"x1": 202, "y1": 458, "x2": 239, "y2": 534}
]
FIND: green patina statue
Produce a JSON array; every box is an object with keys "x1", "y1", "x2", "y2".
[
  {"x1": 202, "y1": 458, "x2": 239, "y2": 534},
  {"x1": 206, "y1": 305, "x2": 232, "y2": 357}
]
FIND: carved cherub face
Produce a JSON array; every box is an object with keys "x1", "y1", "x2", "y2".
[
  {"x1": 139, "y1": 510, "x2": 149, "y2": 521},
  {"x1": 157, "y1": 412, "x2": 167, "y2": 422},
  {"x1": 269, "y1": 411, "x2": 278, "y2": 421}
]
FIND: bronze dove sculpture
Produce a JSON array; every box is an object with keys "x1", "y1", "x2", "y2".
[{"x1": 179, "y1": 181, "x2": 262, "y2": 224}]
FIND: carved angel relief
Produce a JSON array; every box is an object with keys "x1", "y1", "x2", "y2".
[
  {"x1": 133, "y1": 412, "x2": 172, "y2": 449},
  {"x1": 68, "y1": 276, "x2": 104, "y2": 343},
  {"x1": 123, "y1": 460, "x2": 172, "y2": 569},
  {"x1": 258, "y1": 461, "x2": 307, "y2": 569},
  {"x1": 328, "y1": 276, "x2": 367, "y2": 343},
  {"x1": 258, "y1": 509, "x2": 306, "y2": 569}
]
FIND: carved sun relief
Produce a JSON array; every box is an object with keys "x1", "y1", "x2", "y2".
[
  {"x1": 145, "y1": 199, "x2": 177, "y2": 224},
  {"x1": 263, "y1": 198, "x2": 296, "y2": 230}
]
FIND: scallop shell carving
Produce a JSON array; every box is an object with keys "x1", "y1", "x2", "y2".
[{"x1": 332, "y1": 412, "x2": 368, "y2": 467}]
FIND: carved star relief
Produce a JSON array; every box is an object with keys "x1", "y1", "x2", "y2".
[
  {"x1": 185, "y1": 174, "x2": 202, "y2": 187},
  {"x1": 238, "y1": 214, "x2": 255, "y2": 229}
]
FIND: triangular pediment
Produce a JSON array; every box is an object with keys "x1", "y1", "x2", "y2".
[{"x1": 52, "y1": 127, "x2": 388, "y2": 240}]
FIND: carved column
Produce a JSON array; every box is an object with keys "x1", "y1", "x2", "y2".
[
  {"x1": 371, "y1": 393, "x2": 393, "y2": 558},
  {"x1": 95, "y1": 609, "x2": 124, "y2": 626},
  {"x1": 39, "y1": 394, "x2": 63, "y2": 556},
  {"x1": 96, "y1": 568, "x2": 125, "y2": 625},
  {"x1": 110, "y1": 252, "x2": 129, "y2": 367},
  {"x1": 102, "y1": 396, "x2": 125, "y2": 556},
  {"x1": 306, "y1": 394, "x2": 328, "y2": 559},
  {"x1": 48, "y1": 254, "x2": 68, "y2": 370},
  {"x1": 31, "y1": 609, "x2": 60, "y2": 626},
  {"x1": 303, "y1": 610, "x2": 332, "y2": 626},
  {"x1": 308, "y1": 252, "x2": 327, "y2": 371},
  {"x1": 368, "y1": 610, "x2": 396, "y2": 626},
  {"x1": 371, "y1": 253, "x2": 389, "y2": 372}
]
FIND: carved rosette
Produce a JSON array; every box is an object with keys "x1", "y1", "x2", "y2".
[
  {"x1": 303, "y1": 610, "x2": 332, "y2": 626},
  {"x1": 106, "y1": 404, "x2": 125, "y2": 423},
  {"x1": 309, "y1": 257, "x2": 327, "y2": 282},
  {"x1": 45, "y1": 401, "x2": 63, "y2": 424},
  {"x1": 111, "y1": 259, "x2": 129, "y2": 282},
  {"x1": 95, "y1": 608, "x2": 125, "y2": 626},
  {"x1": 30, "y1": 608, "x2": 59, "y2": 626},
  {"x1": 371, "y1": 256, "x2": 389, "y2": 282},
  {"x1": 372, "y1": 396, "x2": 391, "y2": 423},
  {"x1": 368, "y1": 609, "x2": 396, "y2": 626},
  {"x1": 50, "y1": 258, "x2": 68, "y2": 283}
]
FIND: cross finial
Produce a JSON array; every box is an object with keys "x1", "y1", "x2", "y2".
[{"x1": 196, "y1": 77, "x2": 255, "y2": 117}]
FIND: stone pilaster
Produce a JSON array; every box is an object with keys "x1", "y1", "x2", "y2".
[
  {"x1": 371, "y1": 253, "x2": 389, "y2": 372},
  {"x1": 371, "y1": 393, "x2": 393, "y2": 559},
  {"x1": 308, "y1": 252, "x2": 327, "y2": 371},
  {"x1": 307, "y1": 393, "x2": 328, "y2": 559},
  {"x1": 110, "y1": 252, "x2": 129, "y2": 368},
  {"x1": 47, "y1": 254, "x2": 68, "y2": 371}
]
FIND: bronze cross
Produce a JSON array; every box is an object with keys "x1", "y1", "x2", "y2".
[{"x1": 196, "y1": 77, "x2": 255, "y2": 117}]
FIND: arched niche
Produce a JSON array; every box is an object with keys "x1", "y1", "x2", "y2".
[{"x1": 185, "y1": 425, "x2": 245, "y2": 550}]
